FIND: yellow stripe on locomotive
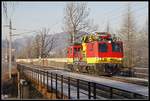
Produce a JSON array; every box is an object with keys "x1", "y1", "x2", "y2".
[
  {"x1": 67, "y1": 58, "x2": 73, "y2": 64},
  {"x1": 67, "y1": 57, "x2": 123, "y2": 64},
  {"x1": 87, "y1": 57, "x2": 123, "y2": 64}
]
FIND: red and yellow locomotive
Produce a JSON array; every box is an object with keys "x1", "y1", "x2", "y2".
[{"x1": 67, "y1": 32, "x2": 123, "y2": 76}]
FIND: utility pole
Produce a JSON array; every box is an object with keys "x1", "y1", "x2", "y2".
[
  {"x1": 106, "y1": 20, "x2": 109, "y2": 32},
  {"x1": 5, "y1": 37, "x2": 8, "y2": 63},
  {"x1": 3, "y1": 20, "x2": 13, "y2": 79},
  {"x1": 9, "y1": 19, "x2": 12, "y2": 79}
]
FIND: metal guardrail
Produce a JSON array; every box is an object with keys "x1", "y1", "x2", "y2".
[{"x1": 17, "y1": 64, "x2": 148, "y2": 99}]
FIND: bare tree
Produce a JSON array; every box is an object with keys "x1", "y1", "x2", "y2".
[
  {"x1": 17, "y1": 28, "x2": 57, "y2": 59},
  {"x1": 63, "y1": 2, "x2": 98, "y2": 44},
  {"x1": 33, "y1": 28, "x2": 57, "y2": 58},
  {"x1": 2, "y1": 2, "x2": 8, "y2": 19},
  {"x1": 25, "y1": 37, "x2": 34, "y2": 58},
  {"x1": 141, "y1": 19, "x2": 148, "y2": 66},
  {"x1": 33, "y1": 34, "x2": 41, "y2": 58},
  {"x1": 142, "y1": 18, "x2": 148, "y2": 44},
  {"x1": 119, "y1": 3, "x2": 136, "y2": 68},
  {"x1": 16, "y1": 36, "x2": 33, "y2": 59},
  {"x1": 135, "y1": 19, "x2": 148, "y2": 67},
  {"x1": 2, "y1": 2, "x2": 18, "y2": 22},
  {"x1": 106, "y1": 20, "x2": 114, "y2": 34}
]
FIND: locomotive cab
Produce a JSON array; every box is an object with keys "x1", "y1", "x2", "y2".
[{"x1": 67, "y1": 45, "x2": 82, "y2": 63}]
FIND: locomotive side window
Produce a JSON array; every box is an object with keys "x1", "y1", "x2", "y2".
[
  {"x1": 70, "y1": 48, "x2": 72, "y2": 54},
  {"x1": 99, "y1": 43, "x2": 107, "y2": 52},
  {"x1": 78, "y1": 48, "x2": 81, "y2": 51},
  {"x1": 67, "y1": 49, "x2": 69, "y2": 54},
  {"x1": 112, "y1": 43, "x2": 122, "y2": 52},
  {"x1": 74, "y1": 48, "x2": 78, "y2": 53},
  {"x1": 74, "y1": 48, "x2": 80, "y2": 53}
]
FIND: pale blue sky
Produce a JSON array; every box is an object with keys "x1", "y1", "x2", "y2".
[{"x1": 2, "y1": 1, "x2": 148, "y2": 40}]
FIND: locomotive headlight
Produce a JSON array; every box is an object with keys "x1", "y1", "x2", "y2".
[
  {"x1": 118, "y1": 58, "x2": 122, "y2": 60},
  {"x1": 108, "y1": 41, "x2": 111, "y2": 43}
]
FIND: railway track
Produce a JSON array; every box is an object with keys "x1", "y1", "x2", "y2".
[
  {"x1": 133, "y1": 67, "x2": 148, "y2": 79},
  {"x1": 70, "y1": 72, "x2": 148, "y2": 86},
  {"x1": 17, "y1": 63, "x2": 148, "y2": 86},
  {"x1": 101, "y1": 76, "x2": 148, "y2": 86}
]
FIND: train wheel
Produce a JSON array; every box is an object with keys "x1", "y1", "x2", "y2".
[
  {"x1": 85, "y1": 66, "x2": 88, "y2": 73},
  {"x1": 95, "y1": 64, "x2": 106, "y2": 76},
  {"x1": 73, "y1": 64, "x2": 78, "y2": 73},
  {"x1": 77, "y1": 65, "x2": 83, "y2": 73},
  {"x1": 104, "y1": 64, "x2": 120, "y2": 76},
  {"x1": 79, "y1": 66, "x2": 87, "y2": 73},
  {"x1": 86, "y1": 66, "x2": 90, "y2": 74},
  {"x1": 93, "y1": 65, "x2": 99, "y2": 76},
  {"x1": 67, "y1": 64, "x2": 74, "y2": 72},
  {"x1": 112, "y1": 64, "x2": 120, "y2": 75},
  {"x1": 86, "y1": 66, "x2": 94, "y2": 75}
]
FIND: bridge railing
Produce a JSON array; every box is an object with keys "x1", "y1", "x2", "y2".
[{"x1": 17, "y1": 64, "x2": 148, "y2": 99}]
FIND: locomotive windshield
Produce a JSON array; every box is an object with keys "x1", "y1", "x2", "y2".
[
  {"x1": 99, "y1": 43, "x2": 108, "y2": 52},
  {"x1": 112, "y1": 42, "x2": 122, "y2": 52},
  {"x1": 74, "y1": 47, "x2": 80, "y2": 53}
]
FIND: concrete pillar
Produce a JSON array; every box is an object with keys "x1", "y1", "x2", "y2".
[
  {"x1": 22, "y1": 84, "x2": 29, "y2": 99},
  {"x1": 17, "y1": 72, "x2": 20, "y2": 99},
  {"x1": 20, "y1": 79, "x2": 29, "y2": 99}
]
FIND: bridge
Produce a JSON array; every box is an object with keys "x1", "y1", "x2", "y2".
[
  {"x1": 16, "y1": 63, "x2": 148, "y2": 100},
  {"x1": 16, "y1": 58, "x2": 149, "y2": 79}
]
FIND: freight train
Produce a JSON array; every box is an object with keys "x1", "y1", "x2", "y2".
[{"x1": 67, "y1": 32, "x2": 124, "y2": 76}]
